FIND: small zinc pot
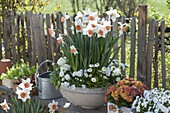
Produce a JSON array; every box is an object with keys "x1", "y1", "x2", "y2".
[
  {"x1": 107, "y1": 102, "x2": 131, "y2": 113},
  {"x1": 38, "y1": 71, "x2": 62, "y2": 99},
  {"x1": 0, "y1": 59, "x2": 12, "y2": 86},
  {"x1": 60, "y1": 85, "x2": 106, "y2": 109}
]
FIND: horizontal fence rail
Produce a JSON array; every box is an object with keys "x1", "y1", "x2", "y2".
[{"x1": 0, "y1": 5, "x2": 168, "y2": 89}]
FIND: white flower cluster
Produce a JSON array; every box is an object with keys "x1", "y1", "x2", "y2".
[{"x1": 132, "y1": 88, "x2": 170, "y2": 113}]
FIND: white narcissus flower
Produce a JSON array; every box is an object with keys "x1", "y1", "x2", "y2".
[
  {"x1": 57, "y1": 57, "x2": 66, "y2": 66},
  {"x1": 0, "y1": 99, "x2": 10, "y2": 112},
  {"x1": 75, "y1": 11, "x2": 83, "y2": 20},
  {"x1": 57, "y1": 34, "x2": 65, "y2": 46},
  {"x1": 83, "y1": 8, "x2": 92, "y2": 16},
  {"x1": 103, "y1": 20, "x2": 111, "y2": 32},
  {"x1": 70, "y1": 45, "x2": 78, "y2": 55},
  {"x1": 48, "y1": 100, "x2": 58, "y2": 112},
  {"x1": 61, "y1": 12, "x2": 70, "y2": 23},
  {"x1": 15, "y1": 87, "x2": 31, "y2": 102},
  {"x1": 83, "y1": 25, "x2": 95, "y2": 37},
  {"x1": 18, "y1": 78, "x2": 33, "y2": 91},
  {"x1": 97, "y1": 25, "x2": 106, "y2": 38},
  {"x1": 88, "y1": 11, "x2": 98, "y2": 21},
  {"x1": 118, "y1": 22, "x2": 126, "y2": 36},
  {"x1": 48, "y1": 28, "x2": 55, "y2": 37},
  {"x1": 91, "y1": 77, "x2": 96, "y2": 82},
  {"x1": 75, "y1": 19, "x2": 85, "y2": 32},
  {"x1": 105, "y1": 8, "x2": 120, "y2": 22}
]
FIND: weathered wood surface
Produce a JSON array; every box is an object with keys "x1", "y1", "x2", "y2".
[
  {"x1": 130, "y1": 17, "x2": 136, "y2": 78},
  {"x1": 137, "y1": 4, "x2": 147, "y2": 83}
]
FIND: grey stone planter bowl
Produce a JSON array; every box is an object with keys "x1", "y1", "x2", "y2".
[{"x1": 60, "y1": 85, "x2": 106, "y2": 109}]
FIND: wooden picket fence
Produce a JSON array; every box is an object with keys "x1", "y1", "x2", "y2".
[{"x1": 0, "y1": 5, "x2": 168, "y2": 89}]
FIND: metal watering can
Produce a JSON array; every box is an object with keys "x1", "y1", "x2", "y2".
[{"x1": 35, "y1": 60, "x2": 62, "y2": 99}]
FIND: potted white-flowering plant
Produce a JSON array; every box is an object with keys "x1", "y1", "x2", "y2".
[
  {"x1": 49, "y1": 8, "x2": 126, "y2": 108},
  {"x1": 131, "y1": 88, "x2": 170, "y2": 113}
]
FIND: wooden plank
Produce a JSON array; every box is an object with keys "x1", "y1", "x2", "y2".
[
  {"x1": 31, "y1": 14, "x2": 38, "y2": 66},
  {"x1": 160, "y1": 21, "x2": 166, "y2": 89},
  {"x1": 0, "y1": 19, "x2": 2, "y2": 60},
  {"x1": 146, "y1": 19, "x2": 155, "y2": 89},
  {"x1": 56, "y1": 12, "x2": 63, "y2": 61},
  {"x1": 153, "y1": 21, "x2": 159, "y2": 88},
  {"x1": 112, "y1": 18, "x2": 119, "y2": 60},
  {"x1": 46, "y1": 14, "x2": 52, "y2": 61},
  {"x1": 121, "y1": 16, "x2": 126, "y2": 76},
  {"x1": 21, "y1": 12, "x2": 26, "y2": 62},
  {"x1": 137, "y1": 4, "x2": 147, "y2": 83},
  {"x1": 38, "y1": 13, "x2": 47, "y2": 71},
  {"x1": 16, "y1": 14, "x2": 21, "y2": 63},
  {"x1": 130, "y1": 17, "x2": 136, "y2": 78},
  {"x1": 4, "y1": 11, "x2": 11, "y2": 59},
  {"x1": 3, "y1": 11, "x2": 7, "y2": 59},
  {"x1": 26, "y1": 11, "x2": 32, "y2": 66},
  {"x1": 51, "y1": 13, "x2": 56, "y2": 62},
  {"x1": 10, "y1": 10, "x2": 16, "y2": 64}
]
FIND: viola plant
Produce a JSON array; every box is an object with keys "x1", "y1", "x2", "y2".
[
  {"x1": 104, "y1": 78, "x2": 148, "y2": 112},
  {"x1": 131, "y1": 88, "x2": 170, "y2": 113},
  {"x1": 49, "y1": 8, "x2": 127, "y2": 89}
]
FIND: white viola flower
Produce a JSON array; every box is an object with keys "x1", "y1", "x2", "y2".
[
  {"x1": 118, "y1": 22, "x2": 126, "y2": 36},
  {"x1": 64, "y1": 74, "x2": 71, "y2": 81},
  {"x1": 88, "y1": 11, "x2": 98, "y2": 21},
  {"x1": 62, "y1": 82, "x2": 69, "y2": 87},
  {"x1": 103, "y1": 20, "x2": 111, "y2": 32},
  {"x1": 89, "y1": 64, "x2": 94, "y2": 68},
  {"x1": 60, "y1": 64, "x2": 70, "y2": 73},
  {"x1": 75, "y1": 11, "x2": 83, "y2": 20},
  {"x1": 70, "y1": 45, "x2": 78, "y2": 55},
  {"x1": 75, "y1": 19, "x2": 85, "y2": 32},
  {"x1": 48, "y1": 100, "x2": 58, "y2": 112},
  {"x1": 18, "y1": 78, "x2": 33, "y2": 91},
  {"x1": 119, "y1": 63, "x2": 126, "y2": 70},
  {"x1": 0, "y1": 99, "x2": 10, "y2": 112},
  {"x1": 103, "y1": 76, "x2": 108, "y2": 79},
  {"x1": 63, "y1": 102, "x2": 71, "y2": 109},
  {"x1": 82, "y1": 85, "x2": 86, "y2": 89},
  {"x1": 102, "y1": 67, "x2": 107, "y2": 72},
  {"x1": 57, "y1": 34, "x2": 65, "y2": 46},
  {"x1": 97, "y1": 25, "x2": 106, "y2": 38},
  {"x1": 48, "y1": 28, "x2": 55, "y2": 37},
  {"x1": 72, "y1": 71, "x2": 77, "y2": 77},
  {"x1": 89, "y1": 74, "x2": 93, "y2": 77},
  {"x1": 91, "y1": 77, "x2": 97, "y2": 82},
  {"x1": 105, "y1": 67, "x2": 111, "y2": 76},
  {"x1": 116, "y1": 77, "x2": 121, "y2": 82},
  {"x1": 106, "y1": 8, "x2": 120, "y2": 22},
  {"x1": 77, "y1": 70, "x2": 83, "y2": 77},
  {"x1": 113, "y1": 68, "x2": 121, "y2": 75},
  {"x1": 59, "y1": 71, "x2": 64, "y2": 77},
  {"x1": 110, "y1": 66, "x2": 115, "y2": 71},
  {"x1": 61, "y1": 78, "x2": 65, "y2": 81},
  {"x1": 15, "y1": 87, "x2": 31, "y2": 102},
  {"x1": 87, "y1": 68, "x2": 92, "y2": 72},
  {"x1": 71, "y1": 84, "x2": 76, "y2": 90},
  {"x1": 94, "y1": 63, "x2": 100, "y2": 67},
  {"x1": 84, "y1": 73, "x2": 88, "y2": 78},
  {"x1": 57, "y1": 57, "x2": 66, "y2": 66}
]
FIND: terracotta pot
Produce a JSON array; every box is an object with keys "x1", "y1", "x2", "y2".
[{"x1": 0, "y1": 59, "x2": 12, "y2": 86}]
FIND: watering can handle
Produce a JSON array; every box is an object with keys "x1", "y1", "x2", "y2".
[{"x1": 35, "y1": 60, "x2": 53, "y2": 87}]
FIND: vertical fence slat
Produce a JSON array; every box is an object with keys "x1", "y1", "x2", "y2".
[
  {"x1": 113, "y1": 18, "x2": 119, "y2": 60},
  {"x1": 46, "y1": 14, "x2": 53, "y2": 61},
  {"x1": 153, "y1": 21, "x2": 159, "y2": 88},
  {"x1": 21, "y1": 12, "x2": 26, "y2": 62},
  {"x1": 10, "y1": 10, "x2": 16, "y2": 64},
  {"x1": 0, "y1": 19, "x2": 2, "y2": 59},
  {"x1": 51, "y1": 13, "x2": 56, "y2": 62},
  {"x1": 146, "y1": 19, "x2": 155, "y2": 89},
  {"x1": 121, "y1": 16, "x2": 126, "y2": 76},
  {"x1": 26, "y1": 11, "x2": 32, "y2": 66},
  {"x1": 137, "y1": 4, "x2": 147, "y2": 83},
  {"x1": 160, "y1": 21, "x2": 166, "y2": 89},
  {"x1": 130, "y1": 17, "x2": 136, "y2": 78},
  {"x1": 56, "y1": 12, "x2": 63, "y2": 60},
  {"x1": 31, "y1": 14, "x2": 37, "y2": 66},
  {"x1": 16, "y1": 14, "x2": 21, "y2": 63}
]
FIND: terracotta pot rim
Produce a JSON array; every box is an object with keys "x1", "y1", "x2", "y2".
[{"x1": 0, "y1": 59, "x2": 11, "y2": 62}]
